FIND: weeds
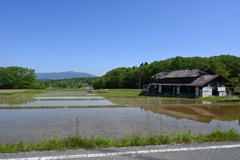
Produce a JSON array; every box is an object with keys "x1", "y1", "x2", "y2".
[
  {"x1": 200, "y1": 96, "x2": 240, "y2": 105},
  {"x1": 1, "y1": 128, "x2": 240, "y2": 153},
  {"x1": 96, "y1": 89, "x2": 142, "y2": 98},
  {"x1": 76, "y1": 117, "x2": 80, "y2": 137},
  {"x1": 0, "y1": 89, "x2": 44, "y2": 96},
  {"x1": 156, "y1": 117, "x2": 162, "y2": 136}
]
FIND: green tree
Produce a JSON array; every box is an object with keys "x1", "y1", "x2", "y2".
[
  {"x1": 229, "y1": 77, "x2": 239, "y2": 86},
  {"x1": 92, "y1": 55, "x2": 240, "y2": 89},
  {"x1": 208, "y1": 56, "x2": 230, "y2": 78},
  {"x1": 43, "y1": 80, "x2": 51, "y2": 88},
  {"x1": 0, "y1": 67, "x2": 5, "y2": 88},
  {"x1": 170, "y1": 56, "x2": 187, "y2": 69},
  {"x1": 217, "y1": 55, "x2": 240, "y2": 78},
  {"x1": 0, "y1": 66, "x2": 37, "y2": 89}
]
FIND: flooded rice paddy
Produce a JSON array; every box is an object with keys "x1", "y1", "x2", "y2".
[
  {"x1": 34, "y1": 96, "x2": 104, "y2": 99},
  {"x1": 0, "y1": 92, "x2": 240, "y2": 144}
]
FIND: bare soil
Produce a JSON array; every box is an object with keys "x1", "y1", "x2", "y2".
[{"x1": 0, "y1": 89, "x2": 26, "y2": 93}]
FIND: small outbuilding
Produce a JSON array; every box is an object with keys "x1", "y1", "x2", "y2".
[{"x1": 144, "y1": 67, "x2": 233, "y2": 98}]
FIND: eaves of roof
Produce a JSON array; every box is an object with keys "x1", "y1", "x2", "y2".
[{"x1": 150, "y1": 75, "x2": 219, "y2": 87}]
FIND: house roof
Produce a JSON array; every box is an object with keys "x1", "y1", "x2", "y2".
[
  {"x1": 152, "y1": 67, "x2": 216, "y2": 79},
  {"x1": 150, "y1": 75, "x2": 219, "y2": 86}
]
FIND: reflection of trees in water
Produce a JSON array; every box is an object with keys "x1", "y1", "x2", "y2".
[
  {"x1": 0, "y1": 96, "x2": 35, "y2": 105},
  {"x1": 141, "y1": 105, "x2": 240, "y2": 124}
]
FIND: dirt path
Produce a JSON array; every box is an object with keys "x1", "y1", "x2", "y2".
[{"x1": 0, "y1": 89, "x2": 26, "y2": 93}]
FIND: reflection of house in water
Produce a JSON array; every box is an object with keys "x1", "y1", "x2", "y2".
[
  {"x1": 143, "y1": 67, "x2": 233, "y2": 98},
  {"x1": 142, "y1": 105, "x2": 240, "y2": 124}
]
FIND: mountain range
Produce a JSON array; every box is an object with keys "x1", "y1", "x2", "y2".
[{"x1": 36, "y1": 71, "x2": 97, "y2": 80}]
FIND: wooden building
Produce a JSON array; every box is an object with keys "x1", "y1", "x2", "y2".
[{"x1": 144, "y1": 67, "x2": 233, "y2": 98}]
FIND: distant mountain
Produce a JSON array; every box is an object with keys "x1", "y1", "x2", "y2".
[{"x1": 36, "y1": 71, "x2": 97, "y2": 80}]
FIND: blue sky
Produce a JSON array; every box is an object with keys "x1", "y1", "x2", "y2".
[{"x1": 0, "y1": 0, "x2": 239, "y2": 76}]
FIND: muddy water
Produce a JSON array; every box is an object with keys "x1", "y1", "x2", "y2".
[
  {"x1": 109, "y1": 98, "x2": 212, "y2": 106},
  {"x1": 45, "y1": 92, "x2": 91, "y2": 94},
  {"x1": 34, "y1": 97, "x2": 104, "y2": 99},
  {"x1": 0, "y1": 100, "x2": 115, "y2": 107},
  {"x1": 0, "y1": 105, "x2": 240, "y2": 144},
  {"x1": 0, "y1": 92, "x2": 239, "y2": 143},
  {"x1": 0, "y1": 94, "x2": 211, "y2": 107},
  {"x1": 0, "y1": 95, "x2": 113, "y2": 107}
]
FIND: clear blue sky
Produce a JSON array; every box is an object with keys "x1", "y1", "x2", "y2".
[{"x1": 1, "y1": 0, "x2": 239, "y2": 76}]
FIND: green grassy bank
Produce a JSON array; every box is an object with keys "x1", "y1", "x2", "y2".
[
  {"x1": 95, "y1": 89, "x2": 142, "y2": 98},
  {"x1": 200, "y1": 95, "x2": 240, "y2": 105},
  {"x1": 1, "y1": 88, "x2": 239, "y2": 101},
  {"x1": 0, "y1": 88, "x2": 89, "y2": 96},
  {"x1": 0, "y1": 128, "x2": 240, "y2": 153}
]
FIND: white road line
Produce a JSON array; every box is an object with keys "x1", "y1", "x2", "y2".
[{"x1": 3, "y1": 144, "x2": 240, "y2": 160}]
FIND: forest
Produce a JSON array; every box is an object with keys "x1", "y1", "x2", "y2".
[{"x1": 92, "y1": 55, "x2": 240, "y2": 89}]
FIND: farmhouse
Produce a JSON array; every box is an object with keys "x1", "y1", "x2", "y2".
[{"x1": 144, "y1": 67, "x2": 233, "y2": 98}]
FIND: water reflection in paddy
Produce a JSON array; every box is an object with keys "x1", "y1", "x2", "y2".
[
  {"x1": 34, "y1": 96, "x2": 104, "y2": 100},
  {"x1": 0, "y1": 93, "x2": 111, "y2": 107},
  {"x1": 110, "y1": 98, "x2": 212, "y2": 105},
  {"x1": 45, "y1": 92, "x2": 96, "y2": 95},
  {"x1": 0, "y1": 100, "x2": 115, "y2": 107},
  {"x1": 0, "y1": 92, "x2": 239, "y2": 144},
  {"x1": 0, "y1": 96, "x2": 212, "y2": 107},
  {"x1": 39, "y1": 94, "x2": 98, "y2": 96},
  {"x1": 0, "y1": 105, "x2": 239, "y2": 144}
]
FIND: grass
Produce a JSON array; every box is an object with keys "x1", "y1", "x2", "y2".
[
  {"x1": 95, "y1": 89, "x2": 142, "y2": 98},
  {"x1": 2, "y1": 88, "x2": 239, "y2": 104},
  {"x1": 200, "y1": 96, "x2": 240, "y2": 105},
  {"x1": 0, "y1": 88, "x2": 90, "y2": 96},
  {"x1": 95, "y1": 89, "x2": 240, "y2": 105},
  {"x1": 95, "y1": 89, "x2": 170, "y2": 98},
  {"x1": 0, "y1": 89, "x2": 44, "y2": 95},
  {"x1": 0, "y1": 128, "x2": 240, "y2": 153}
]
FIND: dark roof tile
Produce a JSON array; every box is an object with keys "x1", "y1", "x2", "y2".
[
  {"x1": 150, "y1": 75, "x2": 219, "y2": 86},
  {"x1": 152, "y1": 67, "x2": 215, "y2": 79}
]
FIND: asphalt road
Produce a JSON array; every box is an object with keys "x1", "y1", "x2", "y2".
[{"x1": 1, "y1": 141, "x2": 240, "y2": 160}]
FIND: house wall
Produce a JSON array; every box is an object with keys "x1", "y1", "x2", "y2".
[
  {"x1": 202, "y1": 91, "x2": 212, "y2": 97},
  {"x1": 155, "y1": 77, "x2": 197, "y2": 83},
  {"x1": 147, "y1": 75, "x2": 231, "y2": 98},
  {"x1": 179, "y1": 86, "x2": 195, "y2": 97},
  {"x1": 201, "y1": 86, "x2": 213, "y2": 97},
  {"x1": 143, "y1": 85, "x2": 149, "y2": 93},
  {"x1": 147, "y1": 85, "x2": 230, "y2": 98},
  {"x1": 148, "y1": 85, "x2": 197, "y2": 97},
  {"x1": 219, "y1": 91, "x2": 227, "y2": 96}
]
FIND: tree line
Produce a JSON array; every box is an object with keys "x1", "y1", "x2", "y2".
[
  {"x1": 40, "y1": 77, "x2": 97, "y2": 88},
  {"x1": 0, "y1": 66, "x2": 96, "y2": 89},
  {"x1": 0, "y1": 66, "x2": 45, "y2": 89},
  {"x1": 92, "y1": 55, "x2": 240, "y2": 89},
  {"x1": 1, "y1": 55, "x2": 239, "y2": 89}
]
